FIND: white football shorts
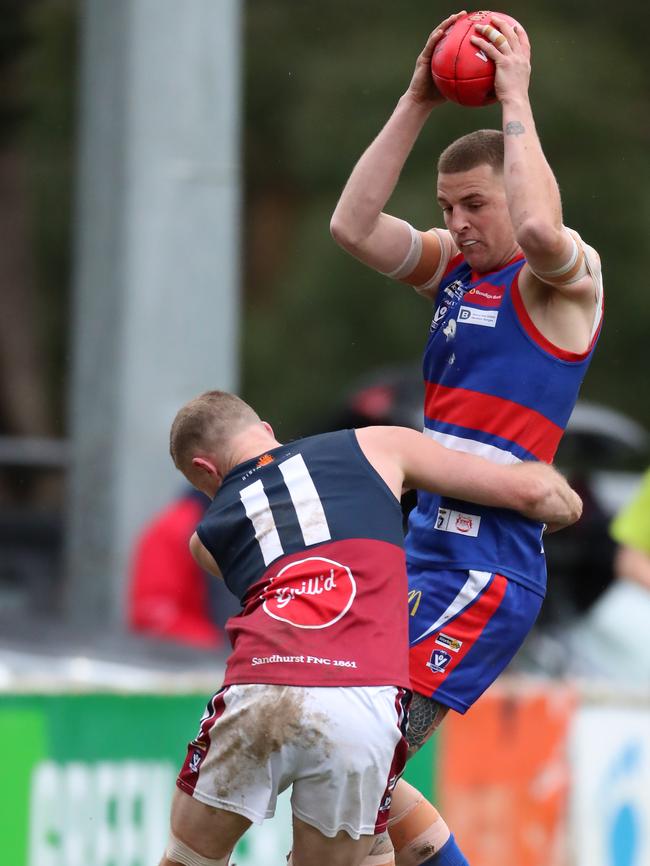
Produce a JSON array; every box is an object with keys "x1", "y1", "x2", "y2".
[{"x1": 176, "y1": 683, "x2": 410, "y2": 839}]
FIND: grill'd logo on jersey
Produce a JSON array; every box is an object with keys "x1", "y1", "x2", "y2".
[{"x1": 261, "y1": 556, "x2": 356, "y2": 629}]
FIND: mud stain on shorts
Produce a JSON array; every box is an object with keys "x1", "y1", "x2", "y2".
[{"x1": 210, "y1": 685, "x2": 331, "y2": 800}]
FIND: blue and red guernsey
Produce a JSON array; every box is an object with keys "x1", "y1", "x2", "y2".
[
  {"x1": 406, "y1": 253, "x2": 602, "y2": 596},
  {"x1": 197, "y1": 430, "x2": 409, "y2": 688}
]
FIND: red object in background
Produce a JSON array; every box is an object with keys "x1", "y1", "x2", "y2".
[
  {"x1": 349, "y1": 384, "x2": 396, "y2": 421},
  {"x1": 440, "y1": 682, "x2": 577, "y2": 866},
  {"x1": 128, "y1": 493, "x2": 223, "y2": 649}
]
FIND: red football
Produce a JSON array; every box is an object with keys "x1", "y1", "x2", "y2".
[{"x1": 431, "y1": 11, "x2": 525, "y2": 107}]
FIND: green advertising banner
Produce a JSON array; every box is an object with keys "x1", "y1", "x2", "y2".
[{"x1": 1, "y1": 692, "x2": 437, "y2": 866}]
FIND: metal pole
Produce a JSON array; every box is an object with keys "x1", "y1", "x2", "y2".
[{"x1": 65, "y1": 0, "x2": 241, "y2": 629}]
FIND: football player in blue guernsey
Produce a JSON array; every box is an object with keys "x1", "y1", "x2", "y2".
[
  {"x1": 330, "y1": 11, "x2": 603, "y2": 866},
  {"x1": 159, "y1": 390, "x2": 581, "y2": 866}
]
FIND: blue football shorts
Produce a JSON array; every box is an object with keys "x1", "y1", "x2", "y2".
[{"x1": 407, "y1": 564, "x2": 544, "y2": 713}]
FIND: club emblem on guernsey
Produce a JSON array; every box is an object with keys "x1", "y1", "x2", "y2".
[
  {"x1": 426, "y1": 649, "x2": 452, "y2": 673},
  {"x1": 261, "y1": 556, "x2": 357, "y2": 629}
]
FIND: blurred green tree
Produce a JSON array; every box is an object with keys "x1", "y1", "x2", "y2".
[{"x1": 0, "y1": 0, "x2": 76, "y2": 444}]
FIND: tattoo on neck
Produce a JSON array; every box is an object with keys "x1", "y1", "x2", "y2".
[{"x1": 505, "y1": 121, "x2": 525, "y2": 136}]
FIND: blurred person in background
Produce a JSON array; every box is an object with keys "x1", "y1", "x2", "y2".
[
  {"x1": 128, "y1": 488, "x2": 239, "y2": 650},
  {"x1": 331, "y1": 12, "x2": 603, "y2": 865},
  {"x1": 568, "y1": 468, "x2": 650, "y2": 680},
  {"x1": 159, "y1": 390, "x2": 581, "y2": 866}
]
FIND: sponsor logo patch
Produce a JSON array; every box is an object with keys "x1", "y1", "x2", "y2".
[
  {"x1": 442, "y1": 318, "x2": 456, "y2": 340},
  {"x1": 430, "y1": 280, "x2": 466, "y2": 332},
  {"x1": 465, "y1": 283, "x2": 506, "y2": 308},
  {"x1": 189, "y1": 751, "x2": 202, "y2": 773},
  {"x1": 379, "y1": 774, "x2": 400, "y2": 812},
  {"x1": 444, "y1": 279, "x2": 466, "y2": 300},
  {"x1": 430, "y1": 304, "x2": 448, "y2": 332},
  {"x1": 261, "y1": 556, "x2": 356, "y2": 629},
  {"x1": 426, "y1": 649, "x2": 452, "y2": 673},
  {"x1": 435, "y1": 508, "x2": 481, "y2": 537},
  {"x1": 458, "y1": 306, "x2": 499, "y2": 327},
  {"x1": 408, "y1": 589, "x2": 422, "y2": 617},
  {"x1": 435, "y1": 633, "x2": 463, "y2": 653},
  {"x1": 256, "y1": 453, "x2": 275, "y2": 467}
]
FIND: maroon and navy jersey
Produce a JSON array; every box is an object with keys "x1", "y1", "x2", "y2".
[
  {"x1": 197, "y1": 430, "x2": 409, "y2": 688},
  {"x1": 406, "y1": 253, "x2": 602, "y2": 596}
]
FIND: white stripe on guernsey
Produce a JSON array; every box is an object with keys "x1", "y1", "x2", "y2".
[
  {"x1": 413, "y1": 569, "x2": 493, "y2": 643},
  {"x1": 423, "y1": 427, "x2": 522, "y2": 465},
  {"x1": 240, "y1": 479, "x2": 284, "y2": 566},
  {"x1": 279, "y1": 454, "x2": 331, "y2": 546}
]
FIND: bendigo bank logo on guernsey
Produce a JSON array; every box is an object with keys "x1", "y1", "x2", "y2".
[
  {"x1": 465, "y1": 282, "x2": 505, "y2": 308},
  {"x1": 261, "y1": 556, "x2": 357, "y2": 629}
]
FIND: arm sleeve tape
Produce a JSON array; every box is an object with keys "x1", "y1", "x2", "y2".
[
  {"x1": 530, "y1": 226, "x2": 604, "y2": 339},
  {"x1": 528, "y1": 227, "x2": 587, "y2": 286},
  {"x1": 382, "y1": 224, "x2": 451, "y2": 296},
  {"x1": 382, "y1": 223, "x2": 424, "y2": 279}
]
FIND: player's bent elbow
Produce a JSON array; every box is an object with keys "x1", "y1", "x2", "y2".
[
  {"x1": 330, "y1": 212, "x2": 366, "y2": 253},
  {"x1": 515, "y1": 218, "x2": 564, "y2": 258}
]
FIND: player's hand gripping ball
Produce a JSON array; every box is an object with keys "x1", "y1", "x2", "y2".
[{"x1": 431, "y1": 11, "x2": 525, "y2": 107}]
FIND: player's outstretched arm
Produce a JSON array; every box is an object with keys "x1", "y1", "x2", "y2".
[
  {"x1": 470, "y1": 17, "x2": 599, "y2": 305},
  {"x1": 330, "y1": 13, "x2": 464, "y2": 279},
  {"x1": 470, "y1": 19, "x2": 564, "y2": 267},
  {"x1": 356, "y1": 426, "x2": 582, "y2": 529}
]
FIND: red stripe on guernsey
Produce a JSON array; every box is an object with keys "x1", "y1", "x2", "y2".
[
  {"x1": 374, "y1": 687, "x2": 410, "y2": 834},
  {"x1": 177, "y1": 688, "x2": 228, "y2": 797},
  {"x1": 425, "y1": 381, "x2": 563, "y2": 463},
  {"x1": 409, "y1": 575, "x2": 508, "y2": 697},
  {"x1": 443, "y1": 252, "x2": 464, "y2": 279},
  {"x1": 511, "y1": 271, "x2": 602, "y2": 361}
]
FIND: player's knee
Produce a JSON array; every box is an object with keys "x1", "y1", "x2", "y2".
[
  {"x1": 164, "y1": 833, "x2": 230, "y2": 866},
  {"x1": 387, "y1": 782, "x2": 450, "y2": 866},
  {"x1": 406, "y1": 694, "x2": 449, "y2": 755}
]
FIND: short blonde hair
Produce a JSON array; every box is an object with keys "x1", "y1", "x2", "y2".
[
  {"x1": 437, "y1": 129, "x2": 504, "y2": 174},
  {"x1": 170, "y1": 390, "x2": 260, "y2": 472}
]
